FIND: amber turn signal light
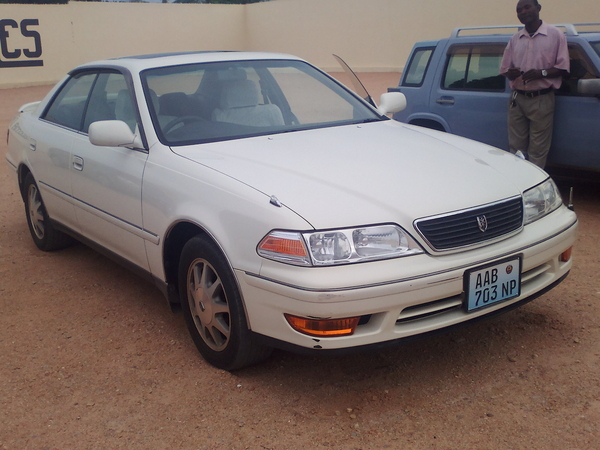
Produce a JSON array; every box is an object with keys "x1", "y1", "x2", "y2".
[
  {"x1": 560, "y1": 246, "x2": 573, "y2": 262},
  {"x1": 259, "y1": 235, "x2": 307, "y2": 256},
  {"x1": 284, "y1": 314, "x2": 360, "y2": 337}
]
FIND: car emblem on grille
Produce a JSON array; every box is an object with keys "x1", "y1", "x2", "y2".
[{"x1": 477, "y1": 215, "x2": 488, "y2": 232}]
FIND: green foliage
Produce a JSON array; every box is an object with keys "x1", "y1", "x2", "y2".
[
  {"x1": 0, "y1": 0, "x2": 69, "y2": 3},
  {"x1": 207, "y1": 0, "x2": 265, "y2": 3},
  {"x1": 173, "y1": 0, "x2": 266, "y2": 3},
  {"x1": 0, "y1": 0, "x2": 266, "y2": 4}
]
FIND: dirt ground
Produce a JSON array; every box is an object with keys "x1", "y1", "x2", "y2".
[{"x1": 1, "y1": 75, "x2": 599, "y2": 450}]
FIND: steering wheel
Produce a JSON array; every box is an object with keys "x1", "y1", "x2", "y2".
[{"x1": 163, "y1": 115, "x2": 205, "y2": 134}]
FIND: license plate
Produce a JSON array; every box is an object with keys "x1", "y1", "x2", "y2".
[{"x1": 465, "y1": 256, "x2": 521, "y2": 312}]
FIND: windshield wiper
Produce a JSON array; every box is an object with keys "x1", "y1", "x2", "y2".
[{"x1": 356, "y1": 117, "x2": 386, "y2": 124}]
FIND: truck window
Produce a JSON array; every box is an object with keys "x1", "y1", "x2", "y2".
[
  {"x1": 402, "y1": 48, "x2": 434, "y2": 87},
  {"x1": 557, "y1": 44, "x2": 600, "y2": 96},
  {"x1": 592, "y1": 41, "x2": 600, "y2": 58},
  {"x1": 443, "y1": 44, "x2": 506, "y2": 91}
]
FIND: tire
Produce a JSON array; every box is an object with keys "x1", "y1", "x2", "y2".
[
  {"x1": 178, "y1": 235, "x2": 272, "y2": 370},
  {"x1": 23, "y1": 173, "x2": 73, "y2": 252}
]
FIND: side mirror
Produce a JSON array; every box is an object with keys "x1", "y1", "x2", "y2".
[
  {"x1": 88, "y1": 120, "x2": 144, "y2": 149},
  {"x1": 578, "y1": 78, "x2": 600, "y2": 96},
  {"x1": 377, "y1": 92, "x2": 407, "y2": 115}
]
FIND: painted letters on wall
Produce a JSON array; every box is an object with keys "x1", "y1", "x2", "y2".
[{"x1": 0, "y1": 19, "x2": 43, "y2": 68}]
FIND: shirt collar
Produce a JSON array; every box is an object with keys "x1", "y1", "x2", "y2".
[{"x1": 518, "y1": 21, "x2": 548, "y2": 38}]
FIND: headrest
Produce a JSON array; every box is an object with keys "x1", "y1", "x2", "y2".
[
  {"x1": 220, "y1": 79, "x2": 260, "y2": 109},
  {"x1": 217, "y1": 68, "x2": 248, "y2": 81}
]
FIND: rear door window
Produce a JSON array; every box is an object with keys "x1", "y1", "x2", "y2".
[
  {"x1": 42, "y1": 72, "x2": 97, "y2": 130},
  {"x1": 443, "y1": 44, "x2": 506, "y2": 91}
]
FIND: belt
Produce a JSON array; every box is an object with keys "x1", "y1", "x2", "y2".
[{"x1": 515, "y1": 88, "x2": 554, "y2": 98}]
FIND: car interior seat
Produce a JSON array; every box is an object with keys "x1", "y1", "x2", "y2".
[
  {"x1": 559, "y1": 59, "x2": 590, "y2": 94},
  {"x1": 158, "y1": 92, "x2": 210, "y2": 119},
  {"x1": 84, "y1": 91, "x2": 116, "y2": 132},
  {"x1": 213, "y1": 78, "x2": 284, "y2": 127}
]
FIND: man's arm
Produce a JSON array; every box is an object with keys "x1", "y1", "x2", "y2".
[
  {"x1": 500, "y1": 37, "x2": 521, "y2": 81},
  {"x1": 521, "y1": 67, "x2": 568, "y2": 83}
]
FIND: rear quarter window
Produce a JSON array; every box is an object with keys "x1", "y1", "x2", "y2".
[{"x1": 402, "y1": 47, "x2": 434, "y2": 87}]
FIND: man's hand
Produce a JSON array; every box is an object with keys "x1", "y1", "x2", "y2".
[
  {"x1": 522, "y1": 69, "x2": 543, "y2": 83},
  {"x1": 503, "y1": 67, "x2": 522, "y2": 81}
]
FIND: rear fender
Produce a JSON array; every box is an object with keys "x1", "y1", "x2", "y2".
[{"x1": 406, "y1": 113, "x2": 450, "y2": 132}]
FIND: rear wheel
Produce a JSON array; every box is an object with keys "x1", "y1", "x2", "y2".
[
  {"x1": 178, "y1": 235, "x2": 272, "y2": 370},
  {"x1": 23, "y1": 173, "x2": 73, "y2": 251}
]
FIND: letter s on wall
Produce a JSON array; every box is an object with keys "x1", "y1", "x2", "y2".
[{"x1": 21, "y1": 19, "x2": 42, "y2": 58}]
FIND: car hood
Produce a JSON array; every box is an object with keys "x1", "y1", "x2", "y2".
[{"x1": 171, "y1": 120, "x2": 547, "y2": 230}]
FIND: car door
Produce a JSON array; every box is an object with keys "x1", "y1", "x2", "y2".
[
  {"x1": 429, "y1": 41, "x2": 510, "y2": 150},
  {"x1": 551, "y1": 42, "x2": 600, "y2": 170},
  {"x1": 33, "y1": 72, "x2": 99, "y2": 232},
  {"x1": 70, "y1": 71, "x2": 151, "y2": 271}
]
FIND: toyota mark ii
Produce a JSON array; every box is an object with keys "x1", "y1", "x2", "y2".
[{"x1": 6, "y1": 52, "x2": 577, "y2": 369}]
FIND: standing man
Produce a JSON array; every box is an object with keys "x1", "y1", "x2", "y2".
[{"x1": 500, "y1": 0, "x2": 569, "y2": 168}]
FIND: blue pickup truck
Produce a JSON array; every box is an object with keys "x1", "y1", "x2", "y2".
[{"x1": 390, "y1": 24, "x2": 600, "y2": 172}]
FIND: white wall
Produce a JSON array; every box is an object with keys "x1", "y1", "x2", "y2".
[{"x1": 0, "y1": 0, "x2": 597, "y2": 88}]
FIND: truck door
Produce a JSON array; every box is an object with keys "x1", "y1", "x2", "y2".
[
  {"x1": 429, "y1": 43, "x2": 510, "y2": 149},
  {"x1": 551, "y1": 43, "x2": 600, "y2": 171}
]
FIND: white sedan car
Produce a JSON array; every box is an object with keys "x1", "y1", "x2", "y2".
[{"x1": 6, "y1": 52, "x2": 577, "y2": 370}]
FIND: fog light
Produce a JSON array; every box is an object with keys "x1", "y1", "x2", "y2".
[
  {"x1": 284, "y1": 314, "x2": 360, "y2": 337},
  {"x1": 560, "y1": 247, "x2": 573, "y2": 262}
]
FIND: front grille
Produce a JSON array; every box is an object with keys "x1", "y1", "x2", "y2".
[{"x1": 415, "y1": 196, "x2": 523, "y2": 251}]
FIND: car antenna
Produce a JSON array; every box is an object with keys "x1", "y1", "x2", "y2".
[
  {"x1": 332, "y1": 54, "x2": 376, "y2": 108},
  {"x1": 568, "y1": 187, "x2": 574, "y2": 211}
]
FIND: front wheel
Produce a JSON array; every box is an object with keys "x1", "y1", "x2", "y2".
[
  {"x1": 23, "y1": 173, "x2": 73, "y2": 251},
  {"x1": 178, "y1": 235, "x2": 272, "y2": 370}
]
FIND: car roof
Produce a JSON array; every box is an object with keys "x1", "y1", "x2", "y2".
[
  {"x1": 72, "y1": 51, "x2": 304, "y2": 74},
  {"x1": 410, "y1": 24, "x2": 600, "y2": 49},
  {"x1": 449, "y1": 23, "x2": 600, "y2": 40}
]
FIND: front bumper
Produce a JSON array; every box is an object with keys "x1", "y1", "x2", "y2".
[
  {"x1": 252, "y1": 272, "x2": 569, "y2": 356},
  {"x1": 237, "y1": 206, "x2": 577, "y2": 352}
]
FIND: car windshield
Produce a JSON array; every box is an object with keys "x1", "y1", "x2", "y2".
[
  {"x1": 141, "y1": 59, "x2": 382, "y2": 145},
  {"x1": 592, "y1": 41, "x2": 600, "y2": 59}
]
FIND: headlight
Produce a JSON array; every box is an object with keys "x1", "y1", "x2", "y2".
[
  {"x1": 523, "y1": 178, "x2": 562, "y2": 225},
  {"x1": 258, "y1": 224, "x2": 422, "y2": 266}
]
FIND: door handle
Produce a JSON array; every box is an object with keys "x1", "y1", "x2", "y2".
[
  {"x1": 72, "y1": 155, "x2": 84, "y2": 171},
  {"x1": 436, "y1": 97, "x2": 455, "y2": 105}
]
